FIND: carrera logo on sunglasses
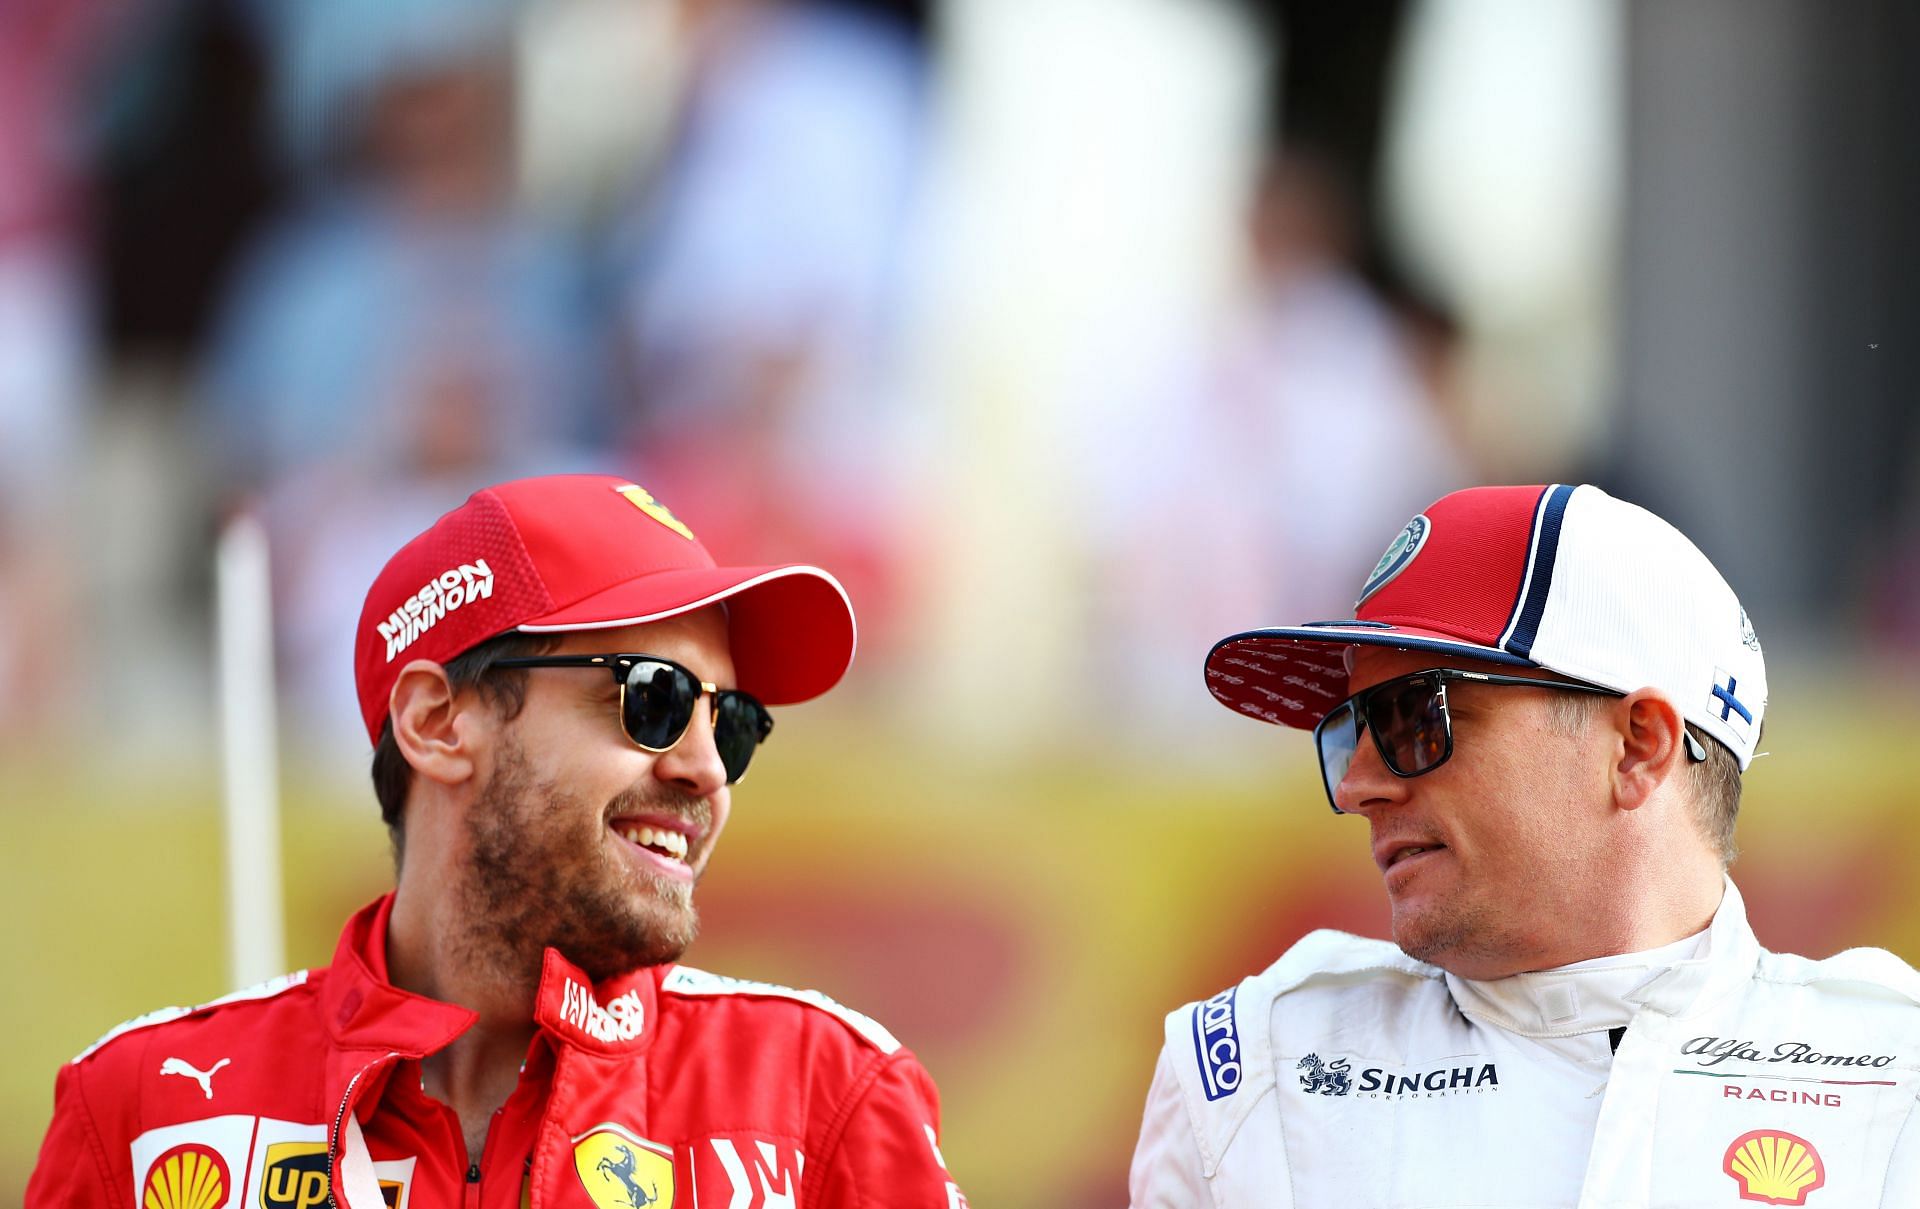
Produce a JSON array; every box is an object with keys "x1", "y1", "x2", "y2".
[
  {"x1": 1192, "y1": 988, "x2": 1243, "y2": 1101},
  {"x1": 376, "y1": 560, "x2": 496, "y2": 662}
]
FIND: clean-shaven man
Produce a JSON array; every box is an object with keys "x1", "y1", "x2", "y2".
[{"x1": 1131, "y1": 483, "x2": 1920, "y2": 1207}]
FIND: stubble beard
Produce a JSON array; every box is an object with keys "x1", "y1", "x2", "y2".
[
  {"x1": 457, "y1": 736, "x2": 712, "y2": 985},
  {"x1": 1390, "y1": 884, "x2": 1520, "y2": 976}
]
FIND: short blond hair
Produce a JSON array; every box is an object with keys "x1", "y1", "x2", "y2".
[{"x1": 1545, "y1": 694, "x2": 1741, "y2": 864}]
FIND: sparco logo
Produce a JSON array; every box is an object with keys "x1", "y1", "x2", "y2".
[
  {"x1": 1681, "y1": 1036, "x2": 1897, "y2": 1070},
  {"x1": 1191, "y1": 988, "x2": 1242, "y2": 1101},
  {"x1": 561, "y1": 978, "x2": 645, "y2": 1043},
  {"x1": 377, "y1": 559, "x2": 495, "y2": 662}
]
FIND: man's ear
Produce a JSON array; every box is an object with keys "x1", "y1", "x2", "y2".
[
  {"x1": 1611, "y1": 688, "x2": 1689, "y2": 812},
  {"x1": 389, "y1": 660, "x2": 485, "y2": 788}
]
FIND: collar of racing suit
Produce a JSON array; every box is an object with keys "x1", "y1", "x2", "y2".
[
  {"x1": 315, "y1": 894, "x2": 673, "y2": 1207},
  {"x1": 318, "y1": 893, "x2": 669, "y2": 1058},
  {"x1": 1444, "y1": 875, "x2": 1761, "y2": 1038}
]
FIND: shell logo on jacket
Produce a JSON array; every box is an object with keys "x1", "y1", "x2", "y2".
[
  {"x1": 139, "y1": 1143, "x2": 230, "y2": 1209},
  {"x1": 1724, "y1": 1129, "x2": 1826, "y2": 1206}
]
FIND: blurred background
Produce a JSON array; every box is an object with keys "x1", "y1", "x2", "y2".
[{"x1": 2, "y1": 0, "x2": 1918, "y2": 1203}]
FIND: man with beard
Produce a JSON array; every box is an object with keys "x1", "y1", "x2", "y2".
[
  {"x1": 1129, "y1": 484, "x2": 1920, "y2": 1207},
  {"x1": 30, "y1": 474, "x2": 967, "y2": 1208}
]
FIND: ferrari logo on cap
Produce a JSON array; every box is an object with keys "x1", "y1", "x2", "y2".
[
  {"x1": 1724, "y1": 1129, "x2": 1825, "y2": 1205},
  {"x1": 574, "y1": 1124, "x2": 674, "y2": 1209},
  {"x1": 614, "y1": 484, "x2": 697, "y2": 542}
]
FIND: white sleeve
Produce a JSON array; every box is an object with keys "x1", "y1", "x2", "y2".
[
  {"x1": 1129, "y1": 1045, "x2": 1213, "y2": 1209},
  {"x1": 1884, "y1": 1096, "x2": 1920, "y2": 1205}
]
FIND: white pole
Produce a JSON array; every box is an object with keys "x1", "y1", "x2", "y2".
[{"x1": 216, "y1": 512, "x2": 285, "y2": 987}]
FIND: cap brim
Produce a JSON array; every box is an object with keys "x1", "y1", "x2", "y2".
[
  {"x1": 1205, "y1": 624, "x2": 1535, "y2": 730},
  {"x1": 518, "y1": 564, "x2": 856, "y2": 705}
]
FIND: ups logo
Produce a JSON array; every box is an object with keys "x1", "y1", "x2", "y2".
[{"x1": 259, "y1": 1143, "x2": 403, "y2": 1209}]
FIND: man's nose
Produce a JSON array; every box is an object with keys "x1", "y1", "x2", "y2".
[
  {"x1": 652, "y1": 696, "x2": 729, "y2": 796},
  {"x1": 1332, "y1": 728, "x2": 1406, "y2": 815}
]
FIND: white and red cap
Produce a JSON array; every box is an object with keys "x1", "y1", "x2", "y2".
[
  {"x1": 354, "y1": 474, "x2": 856, "y2": 743},
  {"x1": 1204, "y1": 484, "x2": 1767, "y2": 768}
]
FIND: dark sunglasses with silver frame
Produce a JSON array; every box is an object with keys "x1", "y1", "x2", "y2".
[
  {"x1": 491, "y1": 654, "x2": 774, "y2": 785},
  {"x1": 1313, "y1": 666, "x2": 1707, "y2": 814}
]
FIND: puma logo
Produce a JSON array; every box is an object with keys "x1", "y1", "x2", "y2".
[{"x1": 159, "y1": 1056, "x2": 231, "y2": 1099}]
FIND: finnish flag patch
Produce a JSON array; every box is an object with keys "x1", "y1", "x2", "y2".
[{"x1": 1709, "y1": 669, "x2": 1754, "y2": 731}]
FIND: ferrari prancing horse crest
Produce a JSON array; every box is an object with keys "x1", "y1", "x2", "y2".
[{"x1": 574, "y1": 1124, "x2": 675, "y2": 1209}]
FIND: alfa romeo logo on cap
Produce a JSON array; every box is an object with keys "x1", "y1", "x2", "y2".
[{"x1": 1356, "y1": 514, "x2": 1430, "y2": 608}]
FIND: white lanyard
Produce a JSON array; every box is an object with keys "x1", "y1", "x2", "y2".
[{"x1": 336, "y1": 1112, "x2": 389, "y2": 1209}]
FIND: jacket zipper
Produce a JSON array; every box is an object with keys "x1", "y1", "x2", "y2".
[
  {"x1": 328, "y1": 1051, "x2": 401, "y2": 1209},
  {"x1": 465, "y1": 1102, "x2": 510, "y2": 1207},
  {"x1": 331, "y1": 1052, "x2": 512, "y2": 1207}
]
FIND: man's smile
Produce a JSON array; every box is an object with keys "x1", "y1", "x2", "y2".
[
  {"x1": 619, "y1": 823, "x2": 689, "y2": 862},
  {"x1": 608, "y1": 811, "x2": 704, "y2": 882}
]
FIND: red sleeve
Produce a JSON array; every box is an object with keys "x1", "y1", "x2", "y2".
[
  {"x1": 26, "y1": 1062, "x2": 121, "y2": 1207},
  {"x1": 813, "y1": 1051, "x2": 968, "y2": 1209}
]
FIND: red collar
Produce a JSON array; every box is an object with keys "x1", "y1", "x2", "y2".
[
  {"x1": 320, "y1": 895, "x2": 667, "y2": 1058},
  {"x1": 320, "y1": 896, "x2": 477, "y2": 1057},
  {"x1": 533, "y1": 948, "x2": 661, "y2": 1056}
]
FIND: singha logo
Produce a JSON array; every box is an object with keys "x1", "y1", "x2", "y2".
[{"x1": 1297, "y1": 1053, "x2": 1354, "y2": 1096}]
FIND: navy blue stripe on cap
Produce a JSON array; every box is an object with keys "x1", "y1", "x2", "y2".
[{"x1": 1503, "y1": 484, "x2": 1575, "y2": 659}]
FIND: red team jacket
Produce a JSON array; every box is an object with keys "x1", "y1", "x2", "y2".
[{"x1": 29, "y1": 896, "x2": 966, "y2": 1208}]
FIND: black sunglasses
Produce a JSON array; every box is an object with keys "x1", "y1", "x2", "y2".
[
  {"x1": 1313, "y1": 667, "x2": 1705, "y2": 814},
  {"x1": 491, "y1": 654, "x2": 773, "y2": 784}
]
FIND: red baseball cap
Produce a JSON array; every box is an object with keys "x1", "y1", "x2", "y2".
[
  {"x1": 353, "y1": 475, "x2": 856, "y2": 743},
  {"x1": 1205, "y1": 484, "x2": 1767, "y2": 769}
]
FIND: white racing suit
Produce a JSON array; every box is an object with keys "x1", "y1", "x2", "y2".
[{"x1": 1130, "y1": 880, "x2": 1920, "y2": 1207}]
